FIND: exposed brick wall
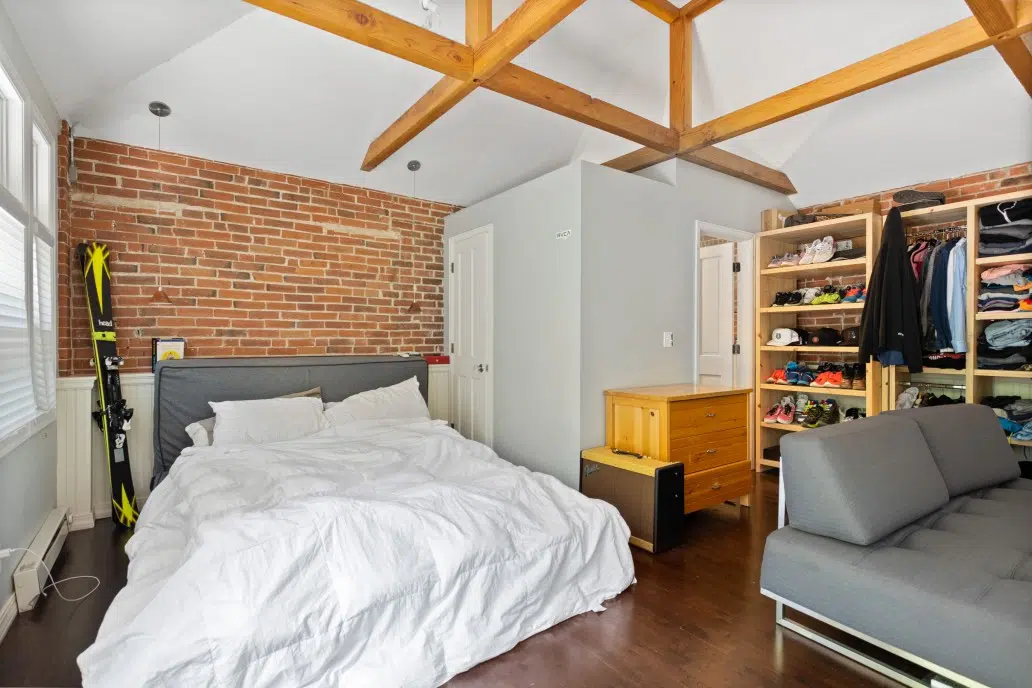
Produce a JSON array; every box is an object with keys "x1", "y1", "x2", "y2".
[
  {"x1": 57, "y1": 122, "x2": 459, "y2": 375},
  {"x1": 799, "y1": 161, "x2": 1032, "y2": 215}
]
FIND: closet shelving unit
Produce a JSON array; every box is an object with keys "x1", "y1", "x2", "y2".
[
  {"x1": 882, "y1": 189, "x2": 1032, "y2": 449},
  {"x1": 754, "y1": 213, "x2": 883, "y2": 472}
]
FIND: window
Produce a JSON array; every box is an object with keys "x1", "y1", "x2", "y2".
[
  {"x1": 0, "y1": 206, "x2": 35, "y2": 440},
  {"x1": 0, "y1": 56, "x2": 56, "y2": 455}
]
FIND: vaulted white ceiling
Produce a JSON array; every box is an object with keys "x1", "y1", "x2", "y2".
[{"x1": 5, "y1": 0, "x2": 1031, "y2": 207}]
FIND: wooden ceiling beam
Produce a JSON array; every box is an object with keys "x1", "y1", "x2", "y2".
[
  {"x1": 243, "y1": 0, "x2": 472, "y2": 79},
  {"x1": 603, "y1": 148, "x2": 674, "y2": 173},
  {"x1": 361, "y1": 77, "x2": 476, "y2": 171},
  {"x1": 601, "y1": 145, "x2": 796, "y2": 195},
  {"x1": 628, "y1": 0, "x2": 679, "y2": 23},
  {"x1": 678, "y1": 5, "x2": 1032, "y2": 153},
  {"x1": 965, "y1": 0, "x2": 1032, "y2": 96},
  {"x1": 467, "y1": 0, "x2": 493, "y2": 46},
  {"x1": 472, "y1": 0, "x2": 589, "y2": 82},
  {"x1": 679, "y1": 0, "x2": 723, "y2": 21},
  {"x1": 669, "y1": 15, "x2": 692, "y2": 132},
  {"x1": 484, "y1": 65, "x2": 679, "y2": 152}
]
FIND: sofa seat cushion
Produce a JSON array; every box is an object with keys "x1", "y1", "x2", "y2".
[
  {"x1": 761, "y1": 478, "x2": 1032, "y2": 688},
  {"x1": 780, "y1": 414, "x2": 949, "y2": 545},
  {"x1": 888, "y1": 404, "x2": 1021, "y2": 495}
]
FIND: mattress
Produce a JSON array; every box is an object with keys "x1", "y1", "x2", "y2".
[
  {"x1": 78, "y1": 418, "x2": 635, "y2": 687},
  {"x1": 761, "y1": 478, "x2": 1032, "y2": 688}
]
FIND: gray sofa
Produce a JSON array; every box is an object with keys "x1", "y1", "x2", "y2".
[{"x1": 761, "y1": 404, "x2": 1032, "y2": 688}]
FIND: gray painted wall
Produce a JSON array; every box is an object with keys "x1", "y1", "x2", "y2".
[
  {"x1": 0, "y1": 425, "x2": 56, "y2": 597},
  {"x1": 0, "y1": 5, "x2": 60, "y2": 600},
  {"x1": 444, "y1": 165, "x2": 583, "y2": 487}
]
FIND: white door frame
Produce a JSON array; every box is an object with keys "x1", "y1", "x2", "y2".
[
  {"x1": 447, "y1": 224, "x2": 494, "y2": 448},
  {"x1": 693, "y1": 221, "x2": 755, "y2": 391}
]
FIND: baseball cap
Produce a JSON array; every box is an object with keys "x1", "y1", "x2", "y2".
[
  {"x1": 809, "y1": 327, "x2": 843, "y2": 346},
  {"x1": 767, "y1": 328, "x2": 803, "y2": 346}
]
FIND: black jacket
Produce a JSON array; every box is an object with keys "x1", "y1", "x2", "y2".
[{"x1": 859, "y1": 208, "x2": 923, "y2": 372}]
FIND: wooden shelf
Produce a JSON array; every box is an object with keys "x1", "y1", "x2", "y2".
[
  {"x1": 759, "y1": 345, "x2": 859, "y2": 353},
  {"x1": 759, "y1": 302, "x2": 865, "y2": 314},
  {"x1": 1009, "y1": 438, "x2": 1032, "y2": 447},
  {"x1": 759, "y1": 214, "x2": 872, "y2": 243},
  {"x1": 975, "y1": 252, "x2": 1032, "y2": 267},
  {"x1": 760, "y1": 257, "x2": 867, "y2": 278},
  {"x1": 906, "y1": 367, "x2": 965, "y2": 376},
  {"x1": 759, "y1": 383, "x2": 867, "y2": 397},
  {"x1": 757, "y1": 458, "x2": 782, "y2": 469},
  {"x1": 974, "y1": 369, "x2": 1032, "y2": 379},
  {"x1": 759, "y1": 422, "x2": 804, "y2": 432},
  {"x1": 975, "y1": 311, "x2": 1032, "y2": 321}
]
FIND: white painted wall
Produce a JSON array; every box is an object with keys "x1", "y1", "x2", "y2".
[
  {"x1": 579, "y1": 163, "x2": 690, "y2": 449},
  {"x1": 444, "y1": 166, "x2": 583, "y2": 487},
  {"x1": 0, "y1": 4, "x2": 58, "y2": 601}
]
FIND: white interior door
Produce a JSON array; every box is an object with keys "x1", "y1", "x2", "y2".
[
  {"x1": 449, "y1": 226, "x2": 493, "y2": 445},
  {"x1": 698, "y1": 242, "x2": 735, "y2": 387}
]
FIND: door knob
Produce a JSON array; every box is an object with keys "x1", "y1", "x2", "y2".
[{"x1": 476, "y1": 364, "x2": 486, "y2": 373}]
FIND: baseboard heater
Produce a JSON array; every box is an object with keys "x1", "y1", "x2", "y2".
[{"x1": 14, "y1": 507, "x2": 69, "y2": 612}]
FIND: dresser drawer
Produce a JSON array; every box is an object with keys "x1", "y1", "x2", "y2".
[
  {"x1": 670, "y1": 395, "x2": 748, "y2": 438},
  {"x1": 683, "y1": 461, "x2": 751, "y2": 514},
  {"x1": 670, "y1": 427, "x2": 747, "y2": 474}
]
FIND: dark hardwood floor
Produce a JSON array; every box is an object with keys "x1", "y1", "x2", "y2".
[{"x1": 0, "y1": 474, "x2": 897, "y2": 687}]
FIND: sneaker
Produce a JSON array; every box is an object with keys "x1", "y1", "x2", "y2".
[
  {"x1": 799, "y1": 287, "x2": 822, "y2": 305},
  {"x1": 784, "y1": 361, "x2": 802, "y2": 385},
  {"x1": 765, "y1": 368, "x2": 786, "y2": 384},
  {"x1": 811, "y1": 399, "x2": 840, "y2": 427},
  {"x1": 777, "y1": 397, "x2": 796, "y2": 424},
  {"x1": 800, "y1": 400, "x2": 824, "y2": 428},
  {"x1": 843, "y1": 407, "x2": 862, "y2": 422},
  {"x1": 840, "y1": 364, "x2": 855, "y2": 389},
  {"x1": 857, "y1": 287, "x2": 867, "y2": 303},
  {"x1": 785, "y1": 291, "x2": 803, "y2": 306},
  {"x1": 812, "y1": 236, "x2": 836, "y2": 264},
  {"x1": 763, "y1": 403, "x2": 781, "y2": 423},
  {"x1": 772, "y1": 292, "x2": 790, "y2": 306},
  {"x1": 1021, "y1": 299, "x2": 1032, "y2": 311},
  {"x1": 825, "y1": 369, "x2": 844, "y2": 388},
  {"x1": 841, "y1": 286, "x2": 862, "y2": 303},
  {"x1": 796, "y1": 368, "x2": 816, "y2": 386},
  {"x1": 798, "y1": 239, "x2": 821, "y2": 265},
  {"x1": 781, "y1": 253, "x2": 801, "y2": 267},
  {"x1": 851, "y1": 362, "x2": 866, "y2": 390},
  {"x1": 794, "y1": 395, "x2": 811, "y2": 423},
  {"x1": 811, "y1": 285, "x2": 839, "y2": 305},
  {"x1": 767, "y1": 255, "x2": 784, "y2": 268}
]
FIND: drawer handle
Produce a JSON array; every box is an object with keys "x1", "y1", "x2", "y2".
[
  {"x1": 705, "y1": 448, "x2": 717, "y2": 454},
  {"x1": 710, "y1": 482, "x2": 722, "y2": 490},
  {"x1": 650, "y1": 410, "x2": 656, "y2": 417},
  {"x1": 706, "y1": 412, "x2": 716, "y2": 418}
]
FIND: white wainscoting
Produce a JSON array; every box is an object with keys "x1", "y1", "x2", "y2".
[{"x1": 58, "y1": 364, "x2": 451, "y2": 526}]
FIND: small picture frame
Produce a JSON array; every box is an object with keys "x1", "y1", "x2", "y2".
[{"x1": 152, "y1": 338, "x2": 186, "y2": 372}]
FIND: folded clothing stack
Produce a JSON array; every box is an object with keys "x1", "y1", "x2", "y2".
[
  {"x1": 977, "y1": 320, "x2": 1032, "y2": 369},
  {"x1": 982, "y1": 395, "x2": 1032, "y2": 439},
  {"x1": 922, "y1": 352, "x2": 965, "y2": 369},
  {"x1": 978, "y1": 264, "x2": 1032, "y2": 312},
  {"x1": 978, "y1": 199, "x2": 1032, "y2": 257}
]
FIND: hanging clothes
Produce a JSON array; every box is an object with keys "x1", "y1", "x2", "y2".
[
  {"x1": 947, "y1": 238, "x2": 967, "y2": 353},
  {"x1": 859, "y1": 208, "x2": 923, "y2": 372}
]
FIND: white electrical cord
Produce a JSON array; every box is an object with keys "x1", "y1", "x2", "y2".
[{"x1": 0, "y1": 547, "x2": 100, "y2": 603}]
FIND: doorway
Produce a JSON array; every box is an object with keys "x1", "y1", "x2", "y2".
[{"x1": 447, "y1": 225, "x2": 494, "y2": 447}]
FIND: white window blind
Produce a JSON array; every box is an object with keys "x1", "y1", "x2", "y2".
[
  {"x1": 0, "y1": 206, "x2": 35, "y2": 441},
  {"x1": 31, "y1": 234, "x2": 55, "y2": 410}
]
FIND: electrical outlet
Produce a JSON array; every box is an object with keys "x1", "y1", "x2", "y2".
[{"x1": 662, "y1": 332, "x2": 674, "y2": 348}]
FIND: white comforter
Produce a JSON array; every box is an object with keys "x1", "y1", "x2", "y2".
[{"x1": 78, "y1": 419, "x2": 634, "y2": 687}]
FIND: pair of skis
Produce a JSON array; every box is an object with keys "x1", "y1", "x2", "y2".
[{"x1": 78, "y1": 242, "x2": 139, "y2": 529}]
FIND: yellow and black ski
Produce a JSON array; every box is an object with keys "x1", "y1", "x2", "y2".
[{"x1": 78, "y1": 242, "x2": 139, "y2": 529}]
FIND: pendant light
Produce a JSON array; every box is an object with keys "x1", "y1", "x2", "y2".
[{"x1": 147, "y1": 101, "x2": 174, "y2": 306}]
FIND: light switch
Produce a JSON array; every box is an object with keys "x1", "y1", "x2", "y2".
[{"x1": 663, "y1": 332, "x2": 674, "y2": 348}]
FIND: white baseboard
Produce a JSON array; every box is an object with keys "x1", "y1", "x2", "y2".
[
  {"x1": 68, "y1": 512, "x2": 95, "y2": 531},
  {"x1": 0, "y1": 593, "x2": 16, "y2": 647}
]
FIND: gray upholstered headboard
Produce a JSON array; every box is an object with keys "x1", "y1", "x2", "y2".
[{"x1": 151, "y1": 355, "x2": 429, "y2": 488}]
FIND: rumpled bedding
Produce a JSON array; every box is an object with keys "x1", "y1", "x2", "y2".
[{"x1": 78, "y1": 418, "x2": 635, "y2": 687}]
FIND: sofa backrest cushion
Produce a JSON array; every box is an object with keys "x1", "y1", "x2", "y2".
[
  {"x1": 781, "y1": 414, "x2": 949, "y2": 546},
  {"x1": 887, "y1": 404, "x2": 1020, "y2": 496}
]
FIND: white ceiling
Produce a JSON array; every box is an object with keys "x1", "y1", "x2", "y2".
[{"x1": 4, "y1": 0, "x2": 1031, "y2": 207}]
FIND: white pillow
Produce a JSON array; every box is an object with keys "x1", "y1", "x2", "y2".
[
  {"x1": 186, "y1": 387, "x2": 323, "y2": 447},
  {"x1": 185, "y1": 417, "x2": 216, "y2": 447},
  {"x1": 209, "y1": 397, "x2": 328, "y2": 446},
  {"x1": 324, "y1": 377, "x2": 430, "y2": 426}
]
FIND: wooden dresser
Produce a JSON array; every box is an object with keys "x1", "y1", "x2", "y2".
[{"x1": 602, "y1": 384, "x2": 752, "y2": 515}]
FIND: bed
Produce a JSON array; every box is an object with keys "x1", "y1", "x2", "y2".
[{"x1": 78, "y1": 356, "x2": 635, "y2": 687}]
